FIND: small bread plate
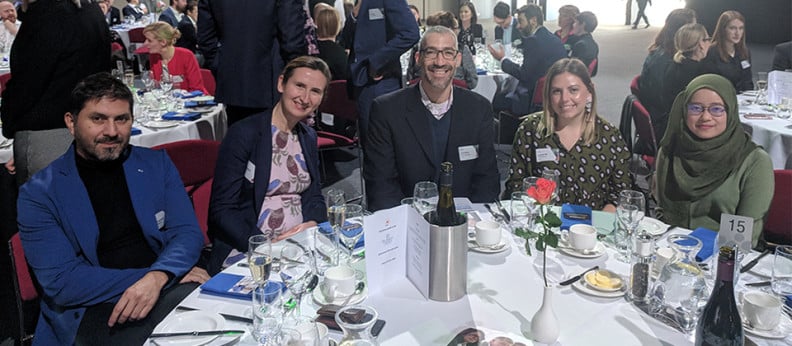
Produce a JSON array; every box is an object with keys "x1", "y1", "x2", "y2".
[
  {"x1": 583, "y1": 269, "x2": 624, "y2": 292},
  {"x1": 144, "y1": 120, "x2": 180, "y2": 129},
  {"x1": 741, "y1": 308, "x2": 792, "y2": 339},
  {"x1": 151, "y1": 310, "x2": 226, "y2": 346},
  {"x1": 558, "y1": 241, "x2": 606, "y2": 259},
  {"x1": 638, "y1": 218, "x2": 668, "y2": 237},
  {"x1": 312, "y1": 284, "x2": 368, "y2": 306},
  {"x1": 571, "y1": 273, "x2": 625, "y2": 298}
]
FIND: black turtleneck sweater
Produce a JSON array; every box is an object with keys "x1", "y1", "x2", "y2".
[{"x1": 75, "y1": 148, "x2": 157, "y2": 269}]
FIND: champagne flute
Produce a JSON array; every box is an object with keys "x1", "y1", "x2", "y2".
[
  {"x1": 325, "y1": 189, "x2": 345, "y2": 265},
  {"x1": 337, "y1": 204, "x2": 364, "y2": 268},
  {"x1": 141, "y1": 70, "x2": 154, "y2": 91},
  {"x1": 413, "y1": 181, "x2": 438, "y2": 216},
  {"x1": 615, "y1": 190, "x2": 646, "y2": 262},
  {"x1": 278, "y1": 245, "x2": 315, "y2": 325},
  {"x1": 248, "y1": 234, "x2": 273, "y2": 287}
]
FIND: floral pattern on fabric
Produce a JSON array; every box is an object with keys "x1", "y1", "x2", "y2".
[
  {"x1": 505, "y1": 113, "x2": 633, "y2": 210},
  {"x1": 257, "y1": 125, "x2": 311, "y2": 237}
]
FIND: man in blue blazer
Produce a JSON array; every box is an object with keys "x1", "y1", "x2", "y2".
[
  {"x1": 17, "y1": 73, "x2": 206, "y2": 345},
  {"x1": 364, "y1": 26, "x2": 500, "y2": 211},
  {"x1": 489, "y1": 4, "x2": 566, "y2": 115},
  {"x1": 159, "y1": 0, "x2": 185, "y2": 27},
  {"x1": 197, "y1": 0, "x2": 307, "y2": 126},
  {"x1": 345, "y1": 0, "x2": 419, "y2": 145}
]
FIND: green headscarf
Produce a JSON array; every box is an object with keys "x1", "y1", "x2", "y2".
[{"x1": 658, "y1": 74, "x2": 757, "y2": 200}]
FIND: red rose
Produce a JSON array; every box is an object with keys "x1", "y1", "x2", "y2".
[{"x1": 526, "y1": 178, "x2": 556, "y2": 205}]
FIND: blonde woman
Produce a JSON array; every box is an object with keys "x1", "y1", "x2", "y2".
[
  {"x1": 656, "y1": 23, "x2": 715, "y2": 140},
  {"x1": 706, "y1": 10, "x2": 753, "y2": 92},
  {"x1": 143, "y1": 22, "x2": 207, "y2": 94},
  {"x1": 504, "y1": 58, "x2": 632, "y2": 211},
  {"x1": 554, "y1": 4, "x2": 579, "y2": 45}
]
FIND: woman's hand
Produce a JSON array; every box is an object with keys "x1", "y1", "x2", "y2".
[
  {"x1": 275, "y1": 221, "x2": 318, "y2": 242},
  {"x1": 602, "y1": 204, "x2": 616, "y2": 213},
  {"x1": 4, "y1": 158, "x2": 14, "y2": 175}
]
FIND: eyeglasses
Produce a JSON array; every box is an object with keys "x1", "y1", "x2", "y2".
[
  {"x1": 686, "y1": 103, "x2": 726, "y2": 117},
  {"x1": 703, "y1": 37, "x2": 712, "y2": 42},
  {"x1": 420, "y1": 48, "x2": 459, "y2": 60}
]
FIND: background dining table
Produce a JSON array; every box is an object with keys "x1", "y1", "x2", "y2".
[
  {"x1": 148, "y1": 205, "x2": 787, "y2": 346},
  {"x1": 738, "y1": 93, "x2": 792, "y2": 169}
]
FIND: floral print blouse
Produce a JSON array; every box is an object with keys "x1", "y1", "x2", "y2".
[{"x1": 504, "y1": 113, "x2": 633, "y2": 210}]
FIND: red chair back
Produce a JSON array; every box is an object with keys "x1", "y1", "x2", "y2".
[
  {"x1": 191, "y1": 177, "x2": 213, "y2": 245},
  {"x1": 531, "y1": 76, "x2": 546, "y2": 110},
  {"x1": 0, "y1": 72, "x2": 11, "y2": 95},
  {"x1": 9, "y1": 233, "x2": 37, "y2": 302},
  {"x1": 319, "y1": 80, "x2": 358, "y2": 122},
  {"x1": 152, "y1": 140, "x2": 221, "y2": 189},
  {"x1": 631, "y1": 96, "x2": 657, "y2": 167},
  {"x1": 128, "y1": 27, "x2": 146, "y2": 43},
  {"x1": 765, "y1": 170, "x2": 792, "y2": 245},
  {"x1": 200, "y1": 69, "x2": 215, "y2": 96},
  {"x1": 630, "y1": 74, "x2": 641, "y2": 97}
]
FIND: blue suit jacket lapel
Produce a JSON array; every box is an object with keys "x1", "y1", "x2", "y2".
[
  {"x1": 404, "y1": 86, "x2": 435, "y2": 170},
  {"x1": 123, "y1": 150, "x2": 162, "y2": 253},
  {"x1": 54, "y1": 148, "x2": 102, "y2": 265}
]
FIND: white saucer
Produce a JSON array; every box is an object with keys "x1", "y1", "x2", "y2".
[
  {"x1": 188, "y1": 106, "x2": 216, "y2": 113},
  {"x1": 312, "y1": 285, "x2": 367, "y2": 306},
  {"x1": 741, "y1": 90, "x2": 759, "y2": 97},
  {"x1": 468, "y1": 238, "x2": 510, "y2": 254},
  {"x1": 151, "y1": 310, "x2": 225, "y2": 346},
  {"x1": 742, "y1": 311, "x2": 792, "y2": 339},
  {"x1": 144, "y1": 120, "x2": 180, "y2": 129},
  {"x1": 558, "y1": 242, "x2": 606, "y2": 259},
  {"x1": 571, "y1": 278, "x2": 625, "y2": 298},
  {"x1": 638, "y1": 218, "x2": 668, "y2": 237}
]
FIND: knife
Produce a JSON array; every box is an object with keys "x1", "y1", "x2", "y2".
[
  {"x1": 745, "y1": 281, "x2": 771, "y2": 287},
  {"x1": 559, "y1": 266, "x2": 599, "y2": 286},
  {"x1": 494, "y1": 200, "x2": 511, "y2": 222},
  {"x1": 176, "y1": 306, "x2": 253, "y2": 324},
  {"x1": 150, "y1": 330, "x2": 245, "y2": 338},
  {"x1": 740, "y1": 249, "x2": 771, "y2": 273}
]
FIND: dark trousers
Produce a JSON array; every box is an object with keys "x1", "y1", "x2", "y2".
[
  {"x1": 75, "y1": 282, "x2": 199, "y2": 346},
  {"x1": 355, "y1": 77, "x2": 401, "y2": 147},
  {"x1": 225, "y1": 105, "x2": 270, "y2": 128},
  {"x1": 633, "y1": 0, "x2": 649, "y2": 26}
]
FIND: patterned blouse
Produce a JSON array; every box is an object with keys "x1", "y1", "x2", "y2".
[
  {"x1": 457, "y1": 25, "x2": 480, "y2": 55},
  {"x1": 504, "y1": 113, "x2": 633, "y2": 210},
  {"x1": 257, "y1": 125, "x2": 312, "y2": 237}
]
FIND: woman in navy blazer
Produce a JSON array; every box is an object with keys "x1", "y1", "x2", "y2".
[{"x1": 208, "y1": 57, "x2": 330, "y2": 274}]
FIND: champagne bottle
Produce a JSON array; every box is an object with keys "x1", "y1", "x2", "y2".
[
  {"x1": 694, "y1": 246, "x2": 744, "y2": 346},
  {"x1": 435, "y1": 162, "x2": 459, "y2": 226}
]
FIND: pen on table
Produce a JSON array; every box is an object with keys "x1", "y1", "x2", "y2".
[
  {"x1": 740, "y1": 248, "x2": 771, "y2": 273},
  {"x1": 494, "y1": 200, "x2": 511, "y2": 222},
  {"x1": 484, "y1": 204, "x2": 502, "y2": 221}
]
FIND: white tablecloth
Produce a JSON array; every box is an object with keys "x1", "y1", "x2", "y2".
[
  {"x1": 0, "y1": 105, "x2": 227, "y2": 164},
  {"x1": 111, "y1": 23, "x2": 147, "y2": 60},
  {"x1": 738, "y1": 94, "x2": 792, "y2": 169},
  {"x1": 151, "y1": 207, "x2": 784, "y2": 345}
]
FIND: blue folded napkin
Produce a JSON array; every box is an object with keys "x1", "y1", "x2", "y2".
[
  {"x1": 184, "y1": 100, "x2": 217, "y2": 108},
  {"x1": 131, "y1": 127, "x2": 141, "y2": 135},
  {"x1": 161, "y1": 111, "x2": 202, "y2": 121},
  {"x1": 180, "y1": 90, "x2": 204, "y2": 99},
  {"x1": 318, "y1": 221, "x2": 364, "y2": 249},
  {"x1": 200, "y1": 273, "x2": 285, "y2": 300},
  {"x1": 476, "y1": 68, "x2": 487, "y2": 75},
  {"x1": 685, "y1": 227, "x2": 718, "y2": 262},
  {"x1": 560, "y1": 203, "x2": 592, "y2": 231}
]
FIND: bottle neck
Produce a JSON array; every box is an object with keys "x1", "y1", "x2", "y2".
[{"x1": 715, "y1": 257, "x2": 735, "y2": 283}]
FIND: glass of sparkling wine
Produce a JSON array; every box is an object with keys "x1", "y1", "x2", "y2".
[
  {"x1": 248, "y1": 234, "x2": 273, "y2": 287},
  {"x1": 326, "y1": 189, "x2": 346, "y2": 264}
]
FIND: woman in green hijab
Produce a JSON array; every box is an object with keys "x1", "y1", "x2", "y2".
[{"x1": 655, "y1": 74, "x2": 773, "y2": 246}]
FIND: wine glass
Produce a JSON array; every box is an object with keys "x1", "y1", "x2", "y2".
[
  {"x1": 252, "y1": 283, "x2": 284, "y2": 345},
  {"x1": 755, "y1": 71, "x2": 768, "y2": 105},
  {"x1": 141, "y1": 70, "x2": 154, "y2": 91},
  {"x1": 337, "y1": 204, "x2": 364, "y2": 268},
  {"x1": 278, "y1": 245, "x2": 315, "y2": 325},
  {"x1": 248, "y1": 234, "x2": 273, "y2": 287},
  {"x1": 615, "y1": 190, "x2": 646, "y2": 262},
  {"x1": 413, "y1": 181, "x2": 438, "y2": 216},
  {"x1": 326, "y1": 189, "x2": 345, "y2": 265}
]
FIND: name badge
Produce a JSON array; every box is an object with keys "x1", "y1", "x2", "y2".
[
  {"x1": 244, "y1": 161, "x2": 255, "y2": 183},
  {"x1": 369, "y1": 8, "x2": 384, "y2": 20},
  {"x1": 458, "y1": 145, "x2": 479, "y2": 161},
  {"x1": 155, "y1": 210, "x2": 166, "y2": 230},
  {"x1": 535, "y1": 147, "x2": 558, "y2": 163},
  {"x1": 740, "y1": 60, "x2": 751, "y2": 69}
]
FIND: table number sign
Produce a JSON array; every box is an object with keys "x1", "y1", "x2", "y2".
[{"x1": 718, "y1": 213, "x2": 754, "y2": 252}]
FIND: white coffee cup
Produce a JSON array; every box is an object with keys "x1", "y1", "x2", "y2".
[
  {"x1": 320, "y1": 266, "x2": 356, "y2": 300},
  {"x1": 743, "y1": 291, "x2": 782, "y2": 330},
  {"x1": 296, "y1": 321, "x2": 330, "y2": 346},
  {"x1": 475, "y1": 220, "x2": 501, "y2": 247},
  {"x1": 569, "y1": 224, "x2": 597, "y2": 251}
]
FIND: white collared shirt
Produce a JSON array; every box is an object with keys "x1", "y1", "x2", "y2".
[{"x1": 419, "y1": 82, "x2": 454, "y2": 120}]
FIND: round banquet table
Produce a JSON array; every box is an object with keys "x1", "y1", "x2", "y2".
[{"x1": 738, "y1": 93, "x2": 792, "y2": 169}]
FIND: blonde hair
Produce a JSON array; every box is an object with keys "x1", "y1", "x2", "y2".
[
  {"x1": 143, "y1": 22, "x2": 181, "y2": 46},
  {"x1": 537, "y1": 58, "x2": 598, "y2": 145},
  {"x1": 315, "y1": 6, "x2": 341, "y2": 39},
  {"x1": 673, "y1": 23, "x2": 707, "y2": 63}
]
